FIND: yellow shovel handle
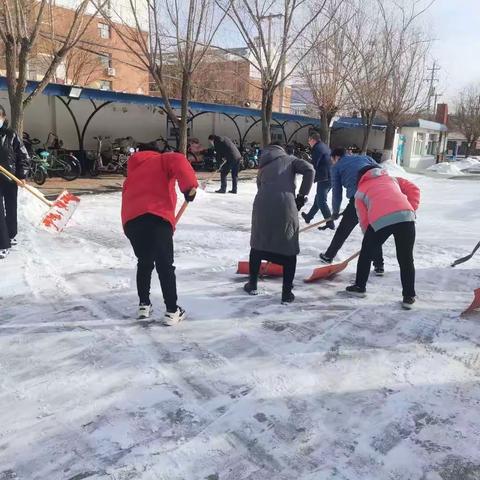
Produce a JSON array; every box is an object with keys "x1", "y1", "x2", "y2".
[{"x1": 0, "y1": 165, "x2": 51, "y2": 207}]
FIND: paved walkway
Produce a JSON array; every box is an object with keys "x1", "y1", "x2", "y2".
[{"x1": 37, "y1": 171, "x2": 258, "y2": 199}]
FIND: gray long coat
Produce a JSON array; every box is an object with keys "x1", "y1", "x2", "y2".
[{"x1": 250, "y1": 145, "x2": 314, "y2": 256}]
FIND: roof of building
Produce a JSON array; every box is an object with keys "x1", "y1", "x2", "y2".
[
  {"x1": 332, "y1": 116, "x2": 388, "y2": 131},
  {"x1": 402, "y1": 119, "x2": 448, "y2": 132},
  {"x1": 0, "y1": 76, "x2": 319, "y2": 125}
]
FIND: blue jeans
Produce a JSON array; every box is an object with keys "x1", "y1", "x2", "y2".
[{"x1": 305, "y1": 181, "x2": 332, "y2": 224}]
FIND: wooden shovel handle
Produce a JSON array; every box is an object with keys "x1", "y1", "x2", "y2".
[
  {"x1": 175, "y1": 188, "x2": 197, "y2": 224},
  {"x1": 299, "y1": 210, "x2": 344, "y2": 233},
  {"x1": 0, "y1": 165, "x2": 51, "y2": 207}
]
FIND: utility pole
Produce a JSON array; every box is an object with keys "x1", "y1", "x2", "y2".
[{"x1": 425, "y1": 61, "x2": 441, "y2": 115}]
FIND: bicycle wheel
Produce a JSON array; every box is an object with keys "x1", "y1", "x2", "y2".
[
  {"x1": 59, "y1": 154, "x2": 81, "y2": 181},
  {"x1": 33, "y1": 167, "x2": 47, "y2": 185}
]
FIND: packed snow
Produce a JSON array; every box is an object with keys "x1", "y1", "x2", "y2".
[
  {"x1": 427, "y1": 156, "x2": 480, "y2": 175},
  {"x1": 0, "y1": 170, "x2": 479, "y2": 480}
]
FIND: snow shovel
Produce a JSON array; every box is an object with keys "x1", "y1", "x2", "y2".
[
  {"x1": 200, "y1": 160, "x2": 226, "y2": 190},
  {"x1": 236, "y1": 215, "x2": 342, "y2": 277},
  {"x1": 0, "y1": 165, "x2": 80, "y2": 233},
  {"x1": 461, "y1": 288, "x2": 480, "y2": 316},
  {"x1": 304, "y1": 251, "x2": 360, "y2": 283},
  {"x1": 452, "y1": 241, "x2": 480, "y2": 267}
]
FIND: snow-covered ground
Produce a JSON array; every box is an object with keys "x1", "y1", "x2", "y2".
[{"x1": 1, "y1": 167, "x2": 479, "y2": 480}]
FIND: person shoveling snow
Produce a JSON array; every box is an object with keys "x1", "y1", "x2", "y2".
[
  {"x1": 0, "y1": 104, "x2": 29, "y2": 259},
  {"x1": 121, "y1": 141, "x2": 198, "y2": 325}
]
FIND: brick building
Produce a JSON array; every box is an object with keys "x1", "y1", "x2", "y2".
[
  {"x1": 0, "y1": 2, "x2": 149, "y2": 94},
  {"x1": 153, "y1": 49, "x2": 292, "y2": 112}
]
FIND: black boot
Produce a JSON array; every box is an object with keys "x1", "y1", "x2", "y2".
[
  {"x1": 244, "y1": 281, "x2": 258, "y2": 295},
  {"x1": 281, "y1": 284, "x2": 295, "y2": 304}
]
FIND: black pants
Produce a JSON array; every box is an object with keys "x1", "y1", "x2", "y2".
[
  {"x1": 0, "y1": 178, "x2": 18, "y2": 249},
  {"x1": 124, "y1": 214, "x2": 177, "y2": 311},
  {"x1": 325, "y1": 198, "x2": 383, "y2": 267},
  {"x1": 220, "y1": 159, "x2": 239, "y2": 192},
  {"x1": 356, "y1": 222, "x2": 416, "y2": 297},
  {"x1": 249, "y1": 248, "x2": 297, "y2": 289}
]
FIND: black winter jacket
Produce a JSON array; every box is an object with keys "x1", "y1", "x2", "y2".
[
  {"x1": 0, "y1": 126, "x2": 30, "y2": 180},
  {"x1": 311, "y1": 140, "x2": 331, "y2": 183},
  {"x1": 213, "y1": 135, "x2": 242, "y2": 164}
]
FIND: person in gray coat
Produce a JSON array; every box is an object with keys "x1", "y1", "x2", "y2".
[{"x1": 245, "y1": 143, "x2": 314, "y2": 303}]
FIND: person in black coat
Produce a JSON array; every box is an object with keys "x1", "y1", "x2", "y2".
[
  {"x1": 0, "y1": 105, "x2": 30, "y2": 258},
  {"x1": 208, "y1": 134, "x2": 242, "y2": 194},
  {"x1": 301, "y1": 131, "x2": 334, "y2": 230}
]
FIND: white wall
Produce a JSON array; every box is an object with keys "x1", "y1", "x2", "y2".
[
  {"x1": 401, "y1": 127, "x2": 440, "y2": 169},
  {"x1": 0, "y1": 91, "x2": 310, "y2": 150}
]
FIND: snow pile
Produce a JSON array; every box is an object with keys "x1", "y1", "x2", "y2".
[
  {"x1": 427, "y1": 157, "x2": 480, "y2": 175},
  {"x1": 381, "y1": 160, "x2": 408, "y2": 177},
  {"x1": 427, "y1": 162, "x2": 465, "y2": 175}
]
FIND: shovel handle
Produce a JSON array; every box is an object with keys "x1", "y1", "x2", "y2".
[
  {"x1": 344, "y1": 250, "x2": 361, "y2": 264},
  {"x1": 175, "y1": 188, "x2": 197, "y2": 224},
  {"x1": 299, "y1": 210, "x2": 344, "y2": 233},
  {"x1": 0, "y1": 165, "x2": 51, "y2": 207}
]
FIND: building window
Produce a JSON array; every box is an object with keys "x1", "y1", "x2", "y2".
[
  {"x1": 414, "y1": 132, "x2": 425, "y2": 156},
  {"x1": 99, "y1": 80, "x2": 112, "y2": 91},
  {"x1": 98, "y1": 23, "x2": 110, "y2": 39},
  {"x1": 98, "y1": 53, "x2": 112, "y2": 69},
  {"x1": 427, "y1": 133, "x2": 439, "y2": 155}
]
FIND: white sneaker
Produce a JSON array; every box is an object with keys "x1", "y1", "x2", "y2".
[
  {"x1": 10, "y1": 237, "x2": 17, "y2": 246},
  {"x1": 137, "y1": 303, "x2": 153, "y2": 319},
  {"x1": 0, "y1": 249, "x2": 9, "y2": 259},
  {"x1": 163, "y1": 307, "x2": 186, "y2": 326}
]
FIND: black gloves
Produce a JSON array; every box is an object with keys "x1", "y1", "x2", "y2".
[
  {"x1": 295, "y1": 194, "x2": 307, "y2": 211},
  {"x1": 331, "y1": 212, "x2": 340, "y2": 220},
  {"x1": 184, "y1": 188, "x2": 197, "y2": 203}
]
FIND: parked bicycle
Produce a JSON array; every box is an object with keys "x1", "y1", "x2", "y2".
[
  {"x1": 23, "y1": 132, "x2": 81, "y2": 183},
  {"x1": 241, "y1": 142, "x2": 260, "y2": 169}
]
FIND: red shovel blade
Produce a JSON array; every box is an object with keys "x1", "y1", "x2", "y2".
[
  {"x1": 461, "y1": 288, "x2": 480, "y2": 316},
  {"x1": 41, "y1": 190, "x2": 80, "y2": 233},
  {"x1": 304, "y1": 251, "x2": 360, "y2": 283},
  {"x1": 236, "y1": 260, "x2": 283, "y2": 277}
]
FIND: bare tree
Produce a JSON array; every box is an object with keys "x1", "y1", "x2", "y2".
[
  {"x1": 0, "y1": 0, "x2": 98, "y2": 134},
  {"x1": 99, "y1": 0, "x2": 227, "y2": 153},
  {"x1": 214, "y1": 0, "x2": 344, "y2": 146},
  {"x1": 299, "y1": 0, "x2": 354, "y2": 145},
  {"x1": 454, "y1": 84, "x2": 480, "y2": 157},
  {"x1": 380, "y1": 28, "x2": 430, "y2": 159},
  {"x1": 343, "y1": 0, "x2": 435, "y2": 154}
]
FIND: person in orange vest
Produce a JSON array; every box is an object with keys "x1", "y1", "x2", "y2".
[{"x1": 121, "y1": 141, "x2": 198, "y2": 325}]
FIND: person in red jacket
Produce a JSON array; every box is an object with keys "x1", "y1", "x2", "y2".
[
  {"x1": 121, "y1": 141, "x2": 198, "y2": 325},
  {"x1": 345, "y1": 166, "x2": 420, "y2": 310}
]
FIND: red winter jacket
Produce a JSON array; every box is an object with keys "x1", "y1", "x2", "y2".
[{"x1": 121, "y1": 150, "x2": 198, "y2": 229}]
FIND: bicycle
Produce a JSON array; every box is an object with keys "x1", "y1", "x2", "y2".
[
  {"x1": 89, "y1": 135, "x2": 111, "y2": 177},
  {"x1": 25, "y1": 132, "x2": 81, "y2": 182}
]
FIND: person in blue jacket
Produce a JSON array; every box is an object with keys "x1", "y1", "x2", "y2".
[
  {"x1": 319, "y1": 147, "x2": 384, "y2": 274},
  {"x1": 301, "y1": 131, "x2": 335, "y2": 230}
]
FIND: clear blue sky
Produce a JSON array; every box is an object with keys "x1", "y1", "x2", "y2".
[{"x1": 430, "y1": 0, "x2": 480, "y2": 103}]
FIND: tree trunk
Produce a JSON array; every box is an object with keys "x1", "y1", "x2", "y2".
[
  {"x1": 320, "y1": 113, "x2": 331, "y2": 146},
  {"x1": 261, "y1": 90, "x2": 273, "y2": 147},
  {"x1": 178, "y1": 72, "x2": 190, "y2": 155},
  {"x1": 361, "y1": 123, "x2": 372, "y2": 154},
  {"x1": 9, "y1": 96, "x2": 25, "y2": 137},
  {"x1": 382, "y1": 122, "x2": 396, "y2": 161},
  {"x1": 383, "y1": 122, "x2": 396, "y2": 151}
]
